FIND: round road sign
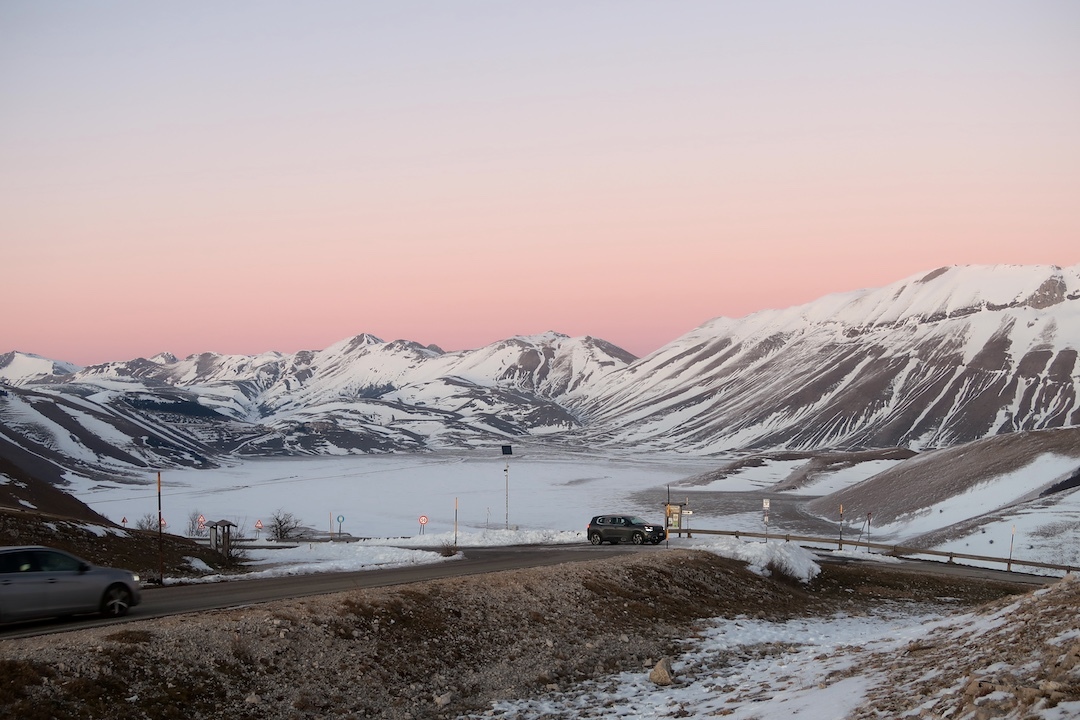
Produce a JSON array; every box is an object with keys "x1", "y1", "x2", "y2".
[{"x1": 419, "y1": 515, "x2": 429, "y2": 525}]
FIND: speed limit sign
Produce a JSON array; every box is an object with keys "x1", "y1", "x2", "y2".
[{"x1": 419, "y1": 515, "x2": 429, "y2": 525}]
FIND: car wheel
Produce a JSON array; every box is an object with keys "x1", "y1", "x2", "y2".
[
  {"x1": 101, "y1": 584, "x2": 132, "y2": 618},
  {"x1": 653, "y1": 538, "x2": 663, "y2": 545},
  {"x1": 589, "y1": 533, "x2": 603, "y2": 545},
  {"x1": 632, "y1": 532, "x2": 645, "y2": 545}
]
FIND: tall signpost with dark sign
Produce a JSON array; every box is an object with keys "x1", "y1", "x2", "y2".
[{"x1": 501, "y1": 446, "x2": 512, "y2": 530}]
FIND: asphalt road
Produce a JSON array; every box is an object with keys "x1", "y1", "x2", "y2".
[
  {"x1": 0, "y1": 543, "x2": 1055, "y2": 640},
  {"x1": 0, "y1": 544, "x2": 638, "y2": 639}
]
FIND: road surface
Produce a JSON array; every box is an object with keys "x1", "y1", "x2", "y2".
[{"x1": 0, "y1": 543, "x2": 1053, "y2": 639}]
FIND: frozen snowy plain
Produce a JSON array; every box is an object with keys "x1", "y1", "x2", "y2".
[{"x1": 63, "y1": 449, "x2": 1080, "y2": 719}]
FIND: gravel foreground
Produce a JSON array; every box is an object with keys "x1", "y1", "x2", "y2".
[{"x1": 0, "y1": 550, "x2": 1068, "y2": 720}]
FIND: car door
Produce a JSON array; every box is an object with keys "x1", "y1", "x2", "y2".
[
  {"x1": 0, "y1": 550, "x2": 46, "y2": 622},
  {"x1": 612, "y1": 516, "x2": 630, "y2": 543},
  {"x1": 32, "y1": 549, "x2": 98, "y2": 616}
]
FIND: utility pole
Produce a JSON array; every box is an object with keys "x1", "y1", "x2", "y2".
[{"x1": 156, "y1": 471, "x2": 163, "y2": 584}]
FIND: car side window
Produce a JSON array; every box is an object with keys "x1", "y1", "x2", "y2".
[
  {"x1": 0, "y1": 551, "x2": 36, "y2": 573},
  {"x1": 34, "y1": 551, "x2": 82, "y2": 572}
]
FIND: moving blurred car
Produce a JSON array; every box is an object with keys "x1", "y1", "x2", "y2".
[
  {"x1": 587, "y1": 514, "x2": 666, "y2": 545},
  {"x1": 0, "y1": 546, "x2": 142, "y2": 623}
]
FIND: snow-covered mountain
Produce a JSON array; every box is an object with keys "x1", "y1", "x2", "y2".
[
  {"x1": 1, "y1": 264, "x2": 1078, "y2": 483},
  {"x1": 0, "y1": 332, "x2": 637, "y2": 481},
  {"x1": 0, "y1": 351, "x2": 79, "y2": 384},
  {"x1": 582, "y1": 264, "x2": 1080, "y2": 452}
]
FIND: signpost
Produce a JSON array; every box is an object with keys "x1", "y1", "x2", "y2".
[
  {"x1": 838, "y1": 504, "x2": 844, "y2": 550},
  {"x1": 337, "y1": 515, "x2": 345, "y2": 538},
  {"x1": 419, "y1": 514, "x2": 429, "y2": 535},
  {"x1": 502, "y1": 445, "x2": 512, "y2": 530},
  {"x1": 763, "y1": 498, "x2": 771, "y2": 543},
  {"x1": 664, "y1": 485, "x2": 690, "y2": 539},
  {"x1": 682, "y1": 508, "x2": 693, "y2": 538}
]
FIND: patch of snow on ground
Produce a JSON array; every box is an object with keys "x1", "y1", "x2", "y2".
[
  {"x1": 166, "y1": 543, "x2": 458, "y2": 585},
  {"x1": 786, "y1": 459, "x2": 905, "y2": 495},
  {"x1": 473, "y1": 608, "x2": 940, "y2": 719},
  {"x1": 693, "y1": 459, "x2": 809, "y2": 491},
  {"x1": 74, "y1": 523, "x2": 130, "y2": 538},
  {"x1": 184, "y1": 556, "x2": 214, "y2": 573}
]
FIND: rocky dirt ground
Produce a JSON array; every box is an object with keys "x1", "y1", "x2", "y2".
[
  {"x1": 1, "y1": 548, "x2": 1059, "y2": 720},
  {"x1": 849, "y1": 574, "x2": 1080, "y2": 720}
]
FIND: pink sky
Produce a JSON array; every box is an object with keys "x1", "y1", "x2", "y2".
[{"x1": 2, "y1": 2, "x2": 1078, "y2": 365}]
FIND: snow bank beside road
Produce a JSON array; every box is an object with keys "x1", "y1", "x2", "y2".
[{"x1": 684, "y1": 536, "x2": 822, "y2": 583}]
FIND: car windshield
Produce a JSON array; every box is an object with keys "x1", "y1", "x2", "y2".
[{"x1": 629, "y1": 517, "x2": 649, "y2": 525}]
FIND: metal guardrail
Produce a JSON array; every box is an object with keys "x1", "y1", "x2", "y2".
[{"x1": 678, "y1": 528, "x2": 1080, "y2": 574}]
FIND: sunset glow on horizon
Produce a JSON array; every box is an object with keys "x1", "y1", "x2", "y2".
[{"x1": 2, "y1": 2, "x2": 1078, "y2": 366}]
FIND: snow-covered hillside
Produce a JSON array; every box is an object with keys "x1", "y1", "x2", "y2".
[{"x1": 583, "y1": 264, "x2": 1080, "y2": 451}]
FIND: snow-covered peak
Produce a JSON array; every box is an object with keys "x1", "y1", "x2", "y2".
[
  {"x1": 0, "y1": 351, "x2": 80, "y2": 386},
  {"x1": 820, "y1": 264, "x2": 1077, "y2": 325},
  {"x1": 695, "y1": 264, "x2": 1079, "y2": 339},
  {"x1": 321, "y1": 333, "x2": 386, "y2": 356}
]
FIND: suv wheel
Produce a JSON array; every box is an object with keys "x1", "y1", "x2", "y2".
[
  {"x1": 589, "y1": 533, "x2": 603, "y2": 546},
  {"x1": 100, "y1": 584, "x2": 132, "y2": 618},
  {"x1": 631, "y1": 532, "x2": 645, "y2": 545}
]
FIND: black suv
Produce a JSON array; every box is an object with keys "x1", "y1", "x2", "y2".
[{"x1": 587, "y1": 515, "x2": 666, "y2": 545}]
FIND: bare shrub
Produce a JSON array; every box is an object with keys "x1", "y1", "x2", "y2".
[
  {"x1": 135, "y1": 513, "x2": 159, "y2": 531},
  {"x1": 269, "y1": 509, "x2": 303, "y2": 541}
]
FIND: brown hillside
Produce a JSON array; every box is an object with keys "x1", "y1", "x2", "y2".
[{"x1": 805, "y1": 426, "x2": 1080, "y2": 525}]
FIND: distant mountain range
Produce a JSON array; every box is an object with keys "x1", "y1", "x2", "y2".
[{"x1": 2, "y1": 264, "x2": 1078, "y2": 488}]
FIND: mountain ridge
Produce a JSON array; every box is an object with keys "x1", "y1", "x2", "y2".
[{"x1": 1, "y1": 264, "x2": 1078, "y2": 482}]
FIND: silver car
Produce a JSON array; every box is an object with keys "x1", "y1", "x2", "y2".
[{"x1": 0, "y1": 546, "x2": 142, "y2": 623}]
